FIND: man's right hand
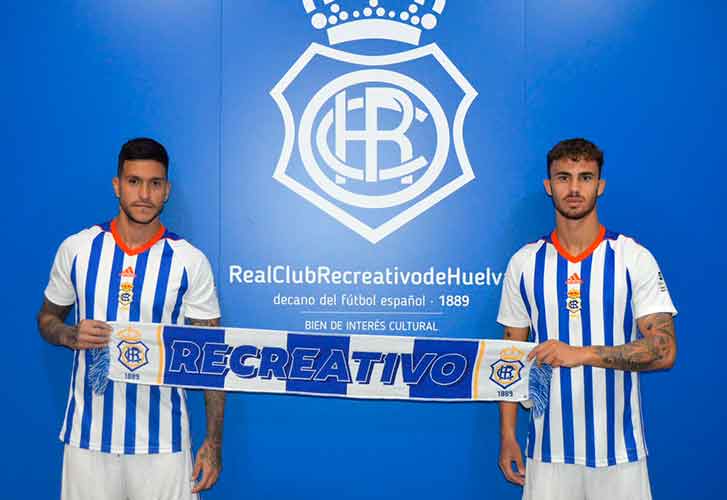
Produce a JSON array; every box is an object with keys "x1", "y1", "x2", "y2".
[
  {"x1": 66, "y1": 319, "x2": 112, "y2": 349},
  {"x1": 499, "y1": 435, "x2": 526, "y2": 486},
  {"x1": 38, "y1": 298, "x2": 112, "y2": 349}
]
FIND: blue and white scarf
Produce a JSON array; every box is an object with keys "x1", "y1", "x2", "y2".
[{"x1": 95, "y1": 322, "x2": 550, "y2": 415}]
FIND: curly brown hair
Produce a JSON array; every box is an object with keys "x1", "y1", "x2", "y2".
[{"x1": 547, "y1": 138, "x2": 603, "y2": 177}]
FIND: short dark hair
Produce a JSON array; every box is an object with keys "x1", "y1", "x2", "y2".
[
  {"x1": 547, "y1": 138, "x2": 603, "y2": 177},
  {"x1": 117, "y1": 137, "x2": 169, "y2": 177}
]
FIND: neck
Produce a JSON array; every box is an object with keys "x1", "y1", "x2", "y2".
[
  {"x1": 553, "y1": 209, "x2": 602, "y2": 256},
  {"x1": 113, "y1": 211, "x2": 164, "y2": 249}
]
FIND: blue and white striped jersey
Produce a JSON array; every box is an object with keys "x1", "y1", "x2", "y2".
[
  {"x1": 497, "y1": 227, "x2": 676, "y2": 467},
  {"x1": 44, "y1": 220, "x2": 220, "y2": 455}
]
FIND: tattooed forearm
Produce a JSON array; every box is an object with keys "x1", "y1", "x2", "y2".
[
  {"x1": 186, "y1": 317, "x2": 226, "y2": 447},
  {"x1": 591, "y1": 313, "x2": 676, "y2": 371},
  {"x1": 204, "y1": 390, "x2": 226, "y2": 445},
  {"x1": 200, "y1": 389, "x2": 225, "y2": 472},
  {"x1": 37, "y1": 298, "x2": 75, "y2": 347},
  {"x1": 593, "y1": 340, "x2": 663, "y2": 371}
]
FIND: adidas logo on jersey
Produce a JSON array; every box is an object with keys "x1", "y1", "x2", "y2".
[
  {"x1": 120, "y1": 266, "x2": 136, "y2": 278},
  {"x1": 566, "y1": 273, "x2": 583, "y2": 285}
]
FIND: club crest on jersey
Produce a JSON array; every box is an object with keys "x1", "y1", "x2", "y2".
[
  {"x1": 566, "y1": 288, "x2": 581, "y2": 317},
  {"x1": 116, "y1": 326, "x2": 149, "y2": 372},
  {"x1": 118, "y1": 281, "x2": 134, "y2": 310},
  {"x1": 489, "y1": 346, "x2": 525, "y2": 389}
]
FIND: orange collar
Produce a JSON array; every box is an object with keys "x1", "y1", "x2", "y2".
[
  {"x1": 551, "y1": 225, "x2": 606, "y2": 263},
  {"x1": 110, "y1": 219, "x2": 166, "y2": 256}
]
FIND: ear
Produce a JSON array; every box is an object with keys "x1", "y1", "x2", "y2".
[
  {"x1": 543, "y1": 179, "x2": 553, "y2": 196},
  {"x1": 597, "y1": 178, "x2": 606, "y2": 197},
  {"x1": 112, "y1": 177, "x2": 120, "y2": 198},
  {"x1": 164, "y1": 181, "x2": 171, "y2": 203}
]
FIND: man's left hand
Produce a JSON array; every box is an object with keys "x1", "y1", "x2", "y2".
[
  {"x1": 192, "y1": 438, "x2": 222, "y2": 493},
  {"x1": 528, "y1": 340, "x2": 589, "y2": 368}
]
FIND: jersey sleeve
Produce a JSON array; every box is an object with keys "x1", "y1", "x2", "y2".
[
  {"x1": 496, "y1": 252, "x2": 532, "y2": 328},
  {"x1": 628, "y1": 243, "x2": 677, "y2": 319},
  {"x1": 44, "y1": 237, "x2": 77, "y2": 307},
  {"x1": 183, "y1": 250, "x2": 221, "y2": 321}
]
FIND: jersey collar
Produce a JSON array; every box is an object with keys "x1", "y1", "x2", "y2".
[
  {"x1": 550, "y1": 225, "x2": 606, "y2": 263},
  {"x1": 110, "y1": 219, "x2": 166, "y2": 256}
]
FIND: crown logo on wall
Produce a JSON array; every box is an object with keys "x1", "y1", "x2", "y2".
[{"x1": 303, "y1": 0, "x2": 446, "y2": 45}]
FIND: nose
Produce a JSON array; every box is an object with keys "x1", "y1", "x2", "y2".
[{"x1": 139, "y1": 181, "x2": 152, "y2": 200}]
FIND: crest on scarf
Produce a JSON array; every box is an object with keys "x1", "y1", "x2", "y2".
[
  {"x1": 116, "y1": 326, "x2": 149, "y2": 372},
  {"x1": 489, "y1": 346, "x2": 525, "y2": 389}
]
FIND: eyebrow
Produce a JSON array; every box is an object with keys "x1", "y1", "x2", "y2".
[
  {"x1": 124, "y1": 175, "x2": 167, "y2": 181},
  {"x1": 552, "y1": 171, "x2": 595, "y2": 177}
]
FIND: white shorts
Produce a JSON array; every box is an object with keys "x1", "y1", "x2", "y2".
[
  {"x1": 523, "y1": 458, "x2": 652, "y2": 500},
  {"x1": 61, "y1": 445, "x2": 199, "y2": 500}
]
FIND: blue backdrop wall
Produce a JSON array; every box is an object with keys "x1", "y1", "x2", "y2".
[{"x1": 4, "y1": 1, "x2": 725, "y2": 499}]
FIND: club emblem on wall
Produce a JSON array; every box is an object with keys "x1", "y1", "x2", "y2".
[{"x1": 272, "y1": 0, "x2": 477, "y2": 243}]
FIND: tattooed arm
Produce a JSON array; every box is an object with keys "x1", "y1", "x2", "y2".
[
  {"x1": 589, "y1": 312, "x2": 676, "y2": 371},
  {"x1": 499, "y1": 326, "x2": 530, "y2": 486},
  {"x1": 187, "y1": 316, "x2": 226, "y2": 493},
  {"x1": 528, "y1": 312, "x2": 676, "y2": 372},
  {"x1": 37, "y1": 298, "x2": 111, "y2": 349}
]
